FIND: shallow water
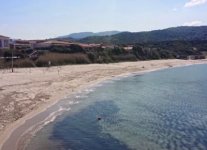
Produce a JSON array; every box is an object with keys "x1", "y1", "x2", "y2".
[{"x1": 26, "y1": 64, "x2": 207, "y2": 150}]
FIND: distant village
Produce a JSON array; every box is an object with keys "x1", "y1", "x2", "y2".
[
  {"x1": 0, "y1": 34, "x2": 206, "y2": 66},
  {"x1": 0, "y1": 35, "x2": 133, "y2": 56}
]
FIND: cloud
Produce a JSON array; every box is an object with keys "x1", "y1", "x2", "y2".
[
  {"x1": 183, "y1": 21, "x2": 203, "y2": 26},
  {"x1": 184, "y1": 0, "x2": 207, "y2": 7}
]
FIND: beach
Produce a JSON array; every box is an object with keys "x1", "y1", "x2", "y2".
[{"x1": 0, "y1": 59, "x2": 207, "y2": 150}]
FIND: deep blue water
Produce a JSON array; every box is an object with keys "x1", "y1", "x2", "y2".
[{"x1": 26, "y1": 64, "x2": 207, "y2": 150}]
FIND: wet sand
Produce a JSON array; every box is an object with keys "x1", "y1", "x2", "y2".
[{"x1": 0, "y1": 59, "x2": 207, "y2": 150}]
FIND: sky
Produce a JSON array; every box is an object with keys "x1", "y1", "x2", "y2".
[{"x1": 0, "y1": 0, "x2": 206, "y2": 39}]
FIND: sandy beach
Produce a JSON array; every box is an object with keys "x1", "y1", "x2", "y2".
[{"x1": 0, "y1": 59, "x2": 207, "y2": 150}]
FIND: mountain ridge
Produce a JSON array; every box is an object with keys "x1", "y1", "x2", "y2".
[
  {"x1": 77, "y1": 26, "x2": 207, "y2": 44},
  {"x1": 58, "y1": 31, "x2": 122, "y2": 39}
]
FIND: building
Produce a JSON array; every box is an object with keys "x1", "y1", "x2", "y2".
[
  {"x1": 78, "y1": 43, "x2": 101, "y2": 49},
  {"x1": 10, "y1": 40, "x2": 31, "y2": 50},
  {"x1": 0, "y1": 35, "x2": 10, "y2": 49},
  {"x1": 33, "y1": 40, "x2": 71, "y2": 49},
  {"x1": 101, "y1": 45, "x2": 115, "y2": 49},
  {"x1": 187, "y1": 55, "x2": 206, "y2": 60},
  {"x1": 123, "y1": 46, "x2": 133, "y2": 54},
  {"x1": 28, "y1": 40, "x2": 46, "y2": 49},
  {"x1": 9, "y1": 39, "x2": 47, "y2": 50}
]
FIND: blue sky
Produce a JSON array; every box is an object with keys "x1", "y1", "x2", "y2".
[{"x1": 0, "y1": 0, "x2": 206, "y2": 39}]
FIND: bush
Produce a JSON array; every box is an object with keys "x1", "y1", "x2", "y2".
[
  {"x1": 13, "y1": 59, "x2": 36, "y2": 68},
  {"x1": 0, "y1": 60, "x2": 6, "y2": 69},
  {"x1": 87, "y1": 52, "x2": 97, "y2": 63},
  {"x1": 112, "y1": 54, "x2": 137, "y2": 62},
  {"x1": 0, "y1": 58, "x2": 35, "y2": 68},
  {"x1": 47, "y1": 45, "x2": 85, "y2": 54},
  {"x1": 35, "y1": 53, "x2": 91, "y2": 67}
]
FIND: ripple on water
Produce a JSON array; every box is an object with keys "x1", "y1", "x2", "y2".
[{"x1": 25, "y1": 64, "x2": 207, "y2": 150}]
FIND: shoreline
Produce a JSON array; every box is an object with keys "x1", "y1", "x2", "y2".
[{"x1": 0, "y1": 59, "x2": 207, "y2": 150}]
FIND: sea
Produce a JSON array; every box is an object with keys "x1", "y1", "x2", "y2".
[{"x1": 25, "y1": 64, "x2": 207, "y2": 150}]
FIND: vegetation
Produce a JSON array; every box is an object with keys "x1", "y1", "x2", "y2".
[
  {"x1": 132, "y1": 40, "x2": 206, "y2": 60},
  {"x1": 1, "y1": 40, "x2": 207, "y2": 68},
  {"x1": 1, "y1": 26, "x2": 207, "y2": 70},
  {"x1": 36, "y1": 45, "x2": 85, "y2": 54},
  {"x1": 35, "y1": 53, "x2": 90, "y2": 67},
  {"x1": 78, "y1": 26, "x2": 207, "y2": 44}
]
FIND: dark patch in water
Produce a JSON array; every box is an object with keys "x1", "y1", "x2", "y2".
[
  {"x1": 50, "y1": 101, "x2": 132, "y2": 150},
  {"x1": 26, "y1": 64, "x2": 207, "y2": 150}
]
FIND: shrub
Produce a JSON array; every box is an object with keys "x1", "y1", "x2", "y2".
[
  {"x1": 112, "y1": 54, "x2": 137, "y2": 62},
  {"x1": 47, "y1": 45, "x2": 85, "y2": 54},
  {"x1": 0, "y1": 58, "x2": 35, "y2": 68},
  {"x1": 13, "y1": 59, "x2": 36, "y2": 68},
  {"x1": 35, "y1": 53, "x2": 91, "y2": 67},
  {"x1": 87, "y1": 52, "x2": 97, "y2": 63}
]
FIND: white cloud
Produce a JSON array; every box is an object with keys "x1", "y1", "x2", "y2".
[
  {"x1": 184, "y1": 0, "x2": 207, "y2": 7},
  {"x1": 183, "y1": 21, "x2": 203, "y2": 26}
]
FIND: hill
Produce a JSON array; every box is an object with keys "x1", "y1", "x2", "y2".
[
  {"x1": 78, "y1": 26, "x2": 207, "y2": 44},
  {"x1": 59, "y1": 31, "x2": 121, "y2": 39}
]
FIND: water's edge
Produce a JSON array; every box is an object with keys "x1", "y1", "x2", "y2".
[{"x1": 1, "y1": 62, "x2": 206, "y2": 150}]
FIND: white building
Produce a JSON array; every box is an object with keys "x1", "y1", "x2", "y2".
[{"x1": 0, "y1": 35, "x2": 10, "y2": 49}]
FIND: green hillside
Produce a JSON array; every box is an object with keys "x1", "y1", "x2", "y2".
[{"x1": 79, "y1": 26, "x2": 207, "y2": 44}]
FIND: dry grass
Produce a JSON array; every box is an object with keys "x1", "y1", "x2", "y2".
[
  {"x1": 13, "y1": 59, "x2": 35, "y2": 68},
  {"x1": 0, "y1": 59, "x2": 35, "y2": 69},
  {"x1": 36, "y1": 53, "x2": 91, "y2": 67}
]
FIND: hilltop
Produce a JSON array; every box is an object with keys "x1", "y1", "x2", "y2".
[
  {"x1": 58, "y1": 31, "x2": 122, "y2": 40},
  {"x1": 77, "y1": 26, "x2": 207, "y2": 44}
]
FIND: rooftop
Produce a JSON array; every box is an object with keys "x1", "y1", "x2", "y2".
[{"x1": 0, "y1": 35, "x2": 10, "y2": 39}]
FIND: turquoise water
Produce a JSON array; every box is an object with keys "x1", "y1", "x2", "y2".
[{"x1": 26, "y1": 64, "x2": 207, "y2": 150}]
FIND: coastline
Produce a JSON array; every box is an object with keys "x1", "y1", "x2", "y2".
[{"x1": 0, "y1": 59, "x2": 207, "y2": 150}]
